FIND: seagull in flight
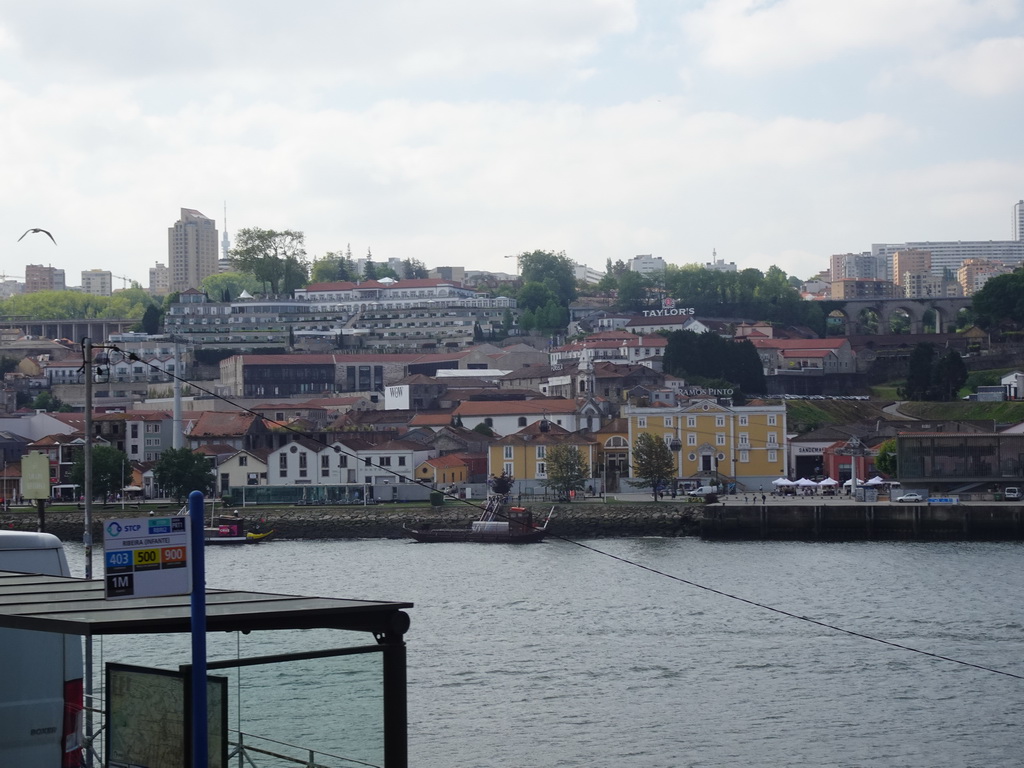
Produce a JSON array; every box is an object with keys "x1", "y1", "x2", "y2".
[{"x1": 18, "y1": 228, "x2": 57, "y2": 245}]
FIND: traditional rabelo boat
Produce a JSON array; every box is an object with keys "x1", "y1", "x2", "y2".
[{"x1": 405, "y1": 473, "x2": 552, "y2": 544}]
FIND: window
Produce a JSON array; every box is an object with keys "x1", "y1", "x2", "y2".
[
  {"x1": 239, "y1": 456, "x2": 248, "y2": 467},
  {"x1": 504, "y1": 446, "x2": 514, "y2": 460},
  {"x1": 687, "y1": 433, "x2": 696, "y2": 446},
  {"x1": 279, "y1": 454, "x2": 287, "y2": 470},
  {"x1": 767, "y1": 432, "x2": 778, "y2": 446},
  {"x1": 716, "y1": 416, "x2": 725, "y2": 427},
  {"x1": 299, "y1": 454, "x2": 307, "y2": 469},
  {"x1": 663, "y1": 417, "x2": 673, "y2": 427},
  {"x1": 537, "y1": 462, "x2": 546, "y2": 476},
  {"x1": 739, "y1": 432, "x2": 750, "y2": 447},
  {"x1": 768, "y1": 415, "x2": 777, "y2": 426},
  {"x1": 398, "y1": 456, "x2": 406, "y2": 466},
  {"x1": 321, "y1": 456, "x2": 330, "y2": 469},
  {"x1": 536, "y1": 446, "x2": 546, "y2": 459},
  {"x1": 740, "y1": 450, "x2": 750, "y2": 463},
  {"x1": 687, "y1": 416, "x2": 696, "y2": 428},
  {"x1": 638, "y1": 417, "x2": 647, "y2": 428},
  {"x1": 518, "y1": 417, "x2": 527, "y2": 427},
  {"x1": 716, "y1": 433, "x2": 726, "y2": 446},
  {"x1": 739, "y1": 415, "x2": 748, "y2": 426},
  {"x1": 768, "y1": 450, "x2": 778, "y2": 463}
]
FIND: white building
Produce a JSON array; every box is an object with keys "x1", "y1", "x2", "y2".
[
  {"x1": 81, "y1": 270, "x2": 112, "y2": 297},
  {"x1": 703, "y1": 250, "x2": 737, "y2": 273},
  {"x1": 629, "y1": 254, "x2": 666, "y2": 274}
]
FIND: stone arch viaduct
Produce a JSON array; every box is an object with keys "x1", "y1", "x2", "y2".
[{"x1": 830, "y1": 297, "x2": 973, "y2": 336}]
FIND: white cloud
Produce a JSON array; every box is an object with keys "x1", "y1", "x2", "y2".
[
  {"x1": 916, "y1": 37, "x2": 1024, "y2": 95},
  {"x1": 680, "y1": 0, "x2": 1018, "y2": 74}
]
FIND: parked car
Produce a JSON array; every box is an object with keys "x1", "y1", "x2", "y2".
[
  {"x1": 1004, "y1": 487, "x2": 1022, "y2": 500},
  {"x1": 895, "y1": 492, "x2": 924, "y2": 503}
]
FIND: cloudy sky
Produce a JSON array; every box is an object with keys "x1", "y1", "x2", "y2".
[{"x1": 3, "y1": 0, "x2": 1022, "y2": 287}]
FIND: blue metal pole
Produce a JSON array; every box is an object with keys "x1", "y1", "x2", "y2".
[{"x1": 189, "y1": 490, "x2": 208, "y2": 768}]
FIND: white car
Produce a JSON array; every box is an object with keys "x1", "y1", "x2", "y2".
[{"x1": 895, "y1": 492, "x2": 924, "y2": 503}]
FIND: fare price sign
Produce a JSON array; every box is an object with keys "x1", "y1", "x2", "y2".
[{"x1": 102, "y1": 516, "x2": 192, "y2": 600}]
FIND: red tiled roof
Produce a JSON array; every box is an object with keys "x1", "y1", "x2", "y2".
[{"x1": 453, "y1": 399, "x2": 577, "y2": 416}]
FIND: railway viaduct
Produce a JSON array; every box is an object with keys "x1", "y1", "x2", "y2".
[{"x1": 829, "y1": 297, "x2": 973, "y2": 336}]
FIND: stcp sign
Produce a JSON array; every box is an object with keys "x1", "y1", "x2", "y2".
[{"x1": 102, "y1": 516, "x2": 192, "y2": 600}]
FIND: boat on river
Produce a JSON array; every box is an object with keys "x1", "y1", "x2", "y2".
[
  {"x1": 405, "y1": 473, "x2": 552, "y2": 544},
  {"x1": 204, "y1": 513, "x2": 275, "y2": 545}
]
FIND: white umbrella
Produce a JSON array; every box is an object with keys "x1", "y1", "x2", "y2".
[
  {"x1": 796, "y1": 478, "x2": 819, "y2": 487},
  {"x1": 772, "y1": 477, "x2": 796, "y2": 486},
  {"x1": 865, "y1": 476, "x2": 885, "y2": 486},
  {"x1": 818, "y1": 478, "x2": 839, "y2": 486}
]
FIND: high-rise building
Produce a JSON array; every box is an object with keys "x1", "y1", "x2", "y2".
[
  {"x1": 892, "y1": 249, "x2": 932, "y2": 288},
  {"x1": 1014, "y1": 200, "x2": 1024, "y2": 242},
  {"x1": 958, "y1": 258, "x2": 1012, "y2": 296},
  {"x1": 25, "y1": 264, "x2": 66, "y2": 293},
  {"x1": 168, "y1": 208, "x2": 218, "y2": 292},
  {"x1": 81, "y1": 270, "x2": 112, "y2": 297},
  {"x1": 829, "y1": 252, "x2": 884, "y2": 282},
  {"x1": 149, "y1": 263, "x2": 170, "y2": 296}
]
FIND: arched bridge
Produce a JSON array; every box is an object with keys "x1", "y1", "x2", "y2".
[{"x1": 829, "y1": 297, "x2": 973, "y2": 336}]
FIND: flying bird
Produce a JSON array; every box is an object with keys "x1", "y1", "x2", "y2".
[{"x1": 18, "y1": 228, "x2": 57, "y2": 245}]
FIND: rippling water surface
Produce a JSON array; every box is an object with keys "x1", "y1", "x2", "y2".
[{"x1": 66, "y1": 538, "x2": 1024, "y2": 768}]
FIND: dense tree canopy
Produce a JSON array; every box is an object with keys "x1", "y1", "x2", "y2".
[
  {"x1": 71, "y1": 446, "x2": 131, "y2": 501},
  {"x1": 662, "y1": 330, "x2": 766, "y2": 395},
  {"x1": 0, "y1": 289, "x2": 156, "y2": 320},
  {"x1": 899, "y1": 343, "x2": 968, "y2": 401},
  {"x1": 518, "y1": 250, "x2": 577, "y2": 307},
  {"x1": 154, "y1": 448, "x2": 216, "y2": 502},
  {"x1": 971, "y1": 270, "x2": 1024, "y2": 330},
  {"x1": 230, "y1": 228, "x2": 309, "y2": 294},
  {"x1": 200, "y1": 271, "x2": 264, "y2": 302}
]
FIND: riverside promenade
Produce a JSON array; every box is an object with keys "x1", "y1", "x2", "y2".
[{"x1": 6, "y1": 494, "x2": 1024, "y2": 542}]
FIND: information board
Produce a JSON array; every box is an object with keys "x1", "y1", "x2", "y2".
[
  {"x1": 106, "y1": 663, "x2": 227, "y2": 768},
  {"x1": 103, "y1": 516, "x2": 192, "y2": 600}
]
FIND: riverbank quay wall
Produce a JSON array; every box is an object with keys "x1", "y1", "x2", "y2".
[
  {"x1": 6, "y1": 503, "x2": 1024, "y2": 542},
  {"x1": 701, "y1": 503, "x2": 1024, "y2": 541}
]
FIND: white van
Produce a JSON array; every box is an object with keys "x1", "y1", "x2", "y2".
[{"x1": 0, "y1": 532, "x2": 84, "y2": 768}]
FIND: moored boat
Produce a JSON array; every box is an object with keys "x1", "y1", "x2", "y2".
[
  {"x1": 405, "y1": 473, "x2": 552, "y2": 543},
  {"x1": 204, "y1": 513, "x2": 275, "y2": 545}
]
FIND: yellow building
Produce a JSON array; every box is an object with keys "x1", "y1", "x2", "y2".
[
  {"x1": 624, "y1": 397, "x2": 787, "y2": 491},
  {"x1": 487, "y1": 421, "x2": 598, "y2": 495},
  {"x1": 414, "y1": 454, "x2": 469, "y2": 487}
]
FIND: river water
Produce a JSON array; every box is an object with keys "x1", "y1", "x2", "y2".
[{"x1": 65, "y1": 538, "x2": 1024, "y2": 768}]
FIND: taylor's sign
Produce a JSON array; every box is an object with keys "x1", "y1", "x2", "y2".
[{"x1": 642, "y1": 307, "x2": 695, "y2": 318}]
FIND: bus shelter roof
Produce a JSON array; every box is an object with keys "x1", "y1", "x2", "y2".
[{"x1": 0, "y1": 570, "x2": 413, "y2": 638}]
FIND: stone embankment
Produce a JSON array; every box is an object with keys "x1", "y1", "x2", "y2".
[
  {"x1": 1, "y1": 502, "x2": 704, "y2": 542},
  {"x1": 8, "y1": 502, "x2": 1022, "y2": 543}
]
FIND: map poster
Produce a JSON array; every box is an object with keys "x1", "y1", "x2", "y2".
[{"x1": 106, "y1": 663, "x2": 227, "y2": 768}]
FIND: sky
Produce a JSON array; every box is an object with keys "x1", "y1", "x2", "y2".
[{"x1": 2, "y1": 0, "x2": 1023, "y2": 288}]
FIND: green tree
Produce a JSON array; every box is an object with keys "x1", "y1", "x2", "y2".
[
  {"x1": 139, "y1": 304, "x2": 162, "y2": 334},
  {"x1": 200, "y1": 271, "x2": 264, "y2": 302},
  {"x1": 875, "y1": 438, "x2": 898, "y2": 477},
  {"x1": 230, "y1": 228, "x2": 308, "y2": 294},
  {"x1": 310, "y1": 250, "x2": 359, "y2": 283},
  {"x1": 70, "y1": 446, "x2": 131, "y2": 502},
  {"x1": 629, "y1": 432, "x2": 675, "y2": 500},
  {"x1": 32, "y1": 391, "x2": 64, "y2": 411},
  {"x1": 401, "y1": 258, "x2": 429, "y2": 279},
  {"x1": 930, "y1": 349, "x2": 968, "y2": 400},
  {"x1": 518, "y1": 250, "x2": 577, "y2": 306},
  {"x1": 154, "y1": 448, "x2": 216, "y2": 502},
  {"x1": 899, "y1": 343, "x2": 936, "y2": 400},
  {"x1": 517, "y1": 281, "x2": 558, "y2": 312},
  {"x1": 971, "y1": 270, "x2": 1024, "y2": 330},
  {"x1": 615, "y1": 271, "x2": 651, "y2": 312},
  {"x1": 542, "y1": 444, "x2": 589, "y2": 500}
]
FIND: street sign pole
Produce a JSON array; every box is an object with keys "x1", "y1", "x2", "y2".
[{"x1": 189, "y1": 490, "x2": 208, "y2": 768}]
